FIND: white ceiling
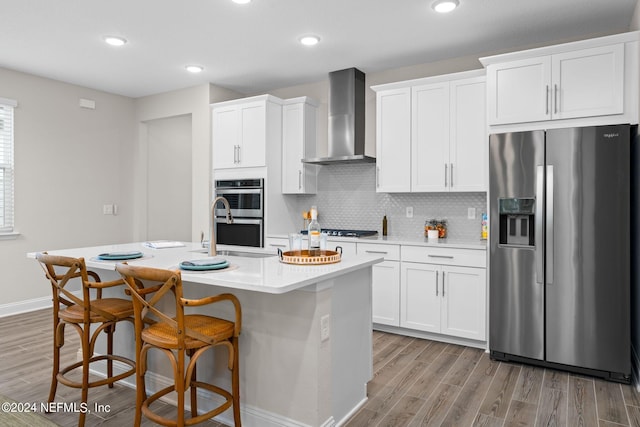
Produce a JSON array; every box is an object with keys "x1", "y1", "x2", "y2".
[{"x1": 0, "y1": 0, "x2": 636, "y2": 98}]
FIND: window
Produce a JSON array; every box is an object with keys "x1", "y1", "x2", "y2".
[{"x1": 0, "y1": 97, "x2": 16, "y2": 233}]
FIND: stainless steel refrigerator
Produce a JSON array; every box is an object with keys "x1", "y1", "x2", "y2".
[{"x1": 489, "y1": 124, "x2": 633, "y2": 383}]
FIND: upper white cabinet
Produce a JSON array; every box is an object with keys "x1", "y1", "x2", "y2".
[
  {"x1": 374, "y1": 87, "x2": 411, "y2": 192},
  {"x1": 481, "y1": 32, "x2": 638, "y2": 129},
  {"x1": 373, "y1": 70, "x2": 486, "y2": 193},
  {"x1": 282, "y1": 97, "x2": 318, "y2": 194},
  {"x1": 212, "y1": 95, "x2": 282, "y2": 170}
]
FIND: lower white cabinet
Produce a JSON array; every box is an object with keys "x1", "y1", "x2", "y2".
[
  {"x1": 400, "y1": 245, "x2": 486, "y2": 341},
  {"x1": 358, "y1": 243, "x2": 401, "y2": 327}
]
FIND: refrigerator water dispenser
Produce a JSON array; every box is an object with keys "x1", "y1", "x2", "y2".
[{"x1": 498, "y1": 198, "x2": 535, "y2": 246}]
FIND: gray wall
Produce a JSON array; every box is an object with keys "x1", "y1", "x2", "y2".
[{"x1": 0, "y1": 67, "x2": 136, "y2": 307}]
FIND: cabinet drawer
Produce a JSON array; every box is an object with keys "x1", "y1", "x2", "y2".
[
  {"x1": 357, "y1": 243, "x2": 400, "y2": 261},
  {"x1": 401, "y1": 245, "x2": 486, "y2": 268},
  {"x1": 329, "y1": 240, "x2": 357, "y2": 257}
]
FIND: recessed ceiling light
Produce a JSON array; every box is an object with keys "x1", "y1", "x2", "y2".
[
  {"x1": 103, "y1": 36, "x2": 127, "y2": 46},
  {"x1": 232, "y1": 0, "x2": 251, "y2": 4},
  {"x1": 185, "y1": 65, "x2": 204, "y2": 73},
  {"x1": 432, "y1": 0, "x2": 459, "y2": 13},
  {"x1": 300, "y1": 35, "x2": 320, "y2": 46}
]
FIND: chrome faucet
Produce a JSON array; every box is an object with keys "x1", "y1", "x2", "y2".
[{"x1": 210, "y1": 196, "x2": 233, "y2": 256}]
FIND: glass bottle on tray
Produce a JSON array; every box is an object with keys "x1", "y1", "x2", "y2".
[{"x1": 308, "y1": 206, "x2": 321, "y2": 256}]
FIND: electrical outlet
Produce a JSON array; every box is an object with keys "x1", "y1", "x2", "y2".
[
  {"x1": 320, "y1": 314, "x2": 330, "y2": 341},
  {"x1": 103, "y1": 204, "x2": 114, "y2": 215},
  {"x1": 468, "y1": 207, "x2": 476, "y2": 219},
  {"x1": 406, "y1": 207, "x2": 414, "y2": 218}
]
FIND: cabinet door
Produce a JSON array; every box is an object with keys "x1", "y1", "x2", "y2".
[
  {"x1": 282, "y1": 101, "x2": 317, "y2": 194},
  {"x1": 411, "y1": 83, "x2": 449, "y2": 192},
  {"x1": 376, "y1": 88, "x2": 411, "y2": 192},
  {"x1": 238, "y1": 102, "x2": 266, "y2": 167},
  {"x1": 487, "y1": 56, "x2": 551, "y2": 125},
  {"x1": 371, "y1": 261, "x2": 400, "y2": 326},
  {"x1": 449, "y1": 77, "x2": 487, "y2": 192},
  {"x1": 552, "y1": 44, "x2": 624, "y2": 120},
  {"x1": 440, "y1": 266, "x2": 486, "y2": 340},
  {"x1": 400, "y1": 262, "x2": 440, "y2": 332},
  {"x1": 212, "y1": 106, "x2": 240, "y2": 169},
  {"x1": 282, "y1": 103, "x2": 305, "y2": 193}
]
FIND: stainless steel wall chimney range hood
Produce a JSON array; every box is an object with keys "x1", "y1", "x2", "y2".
[{"x1": 302, "y1": 68, "x2": 375, "y2": 165}]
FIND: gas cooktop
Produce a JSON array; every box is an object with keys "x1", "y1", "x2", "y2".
[{"x1": 301, "y1": 229, "x2": 378, "y2": 238}]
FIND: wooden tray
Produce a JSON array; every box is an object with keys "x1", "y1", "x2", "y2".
[{"x1": 278, "y1": 247, "x2": 342, "y2": 265}]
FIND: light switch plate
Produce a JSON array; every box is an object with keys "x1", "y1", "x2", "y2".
[
  {"x1": 406, "y1": 207, "x2": 414, "y2": 218},
  {"x1": 468, "y1": 207, "x2": 476, "y2": 219}
]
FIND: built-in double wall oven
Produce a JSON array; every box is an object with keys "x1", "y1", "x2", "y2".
[{"x1": 214, "y1": 178, "x2": 264, "y2": 247}]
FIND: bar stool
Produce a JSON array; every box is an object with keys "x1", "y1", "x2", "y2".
[
  {"x1": 115, "y1": 263, "x2": 242, "y2": 427},
  {"x1": 35, "y1": 252, "x2": 136, "y2": 427}
]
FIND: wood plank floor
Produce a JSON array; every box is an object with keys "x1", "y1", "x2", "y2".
[
  {"x1": 2, "y1": 309, "x2": 640, "y2": 426},
  {"x1": 346, "y1": 331, "x2": 640, "y2": 427}
]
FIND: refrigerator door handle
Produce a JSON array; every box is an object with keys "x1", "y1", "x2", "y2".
[
  {"x1": 535, "y1": 165, "x2": 544, "y2": 284},
  {"x1": 546, "y1": 165, "x2": 554, "y2": 285}
]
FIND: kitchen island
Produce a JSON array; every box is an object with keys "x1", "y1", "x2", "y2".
[{"x1": 29, "y1": 242, "x2": 383, "y2": 427}]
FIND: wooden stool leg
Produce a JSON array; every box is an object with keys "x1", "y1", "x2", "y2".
[
  {"x1": 106, "y1": 324, "x2": 114, "y2": 388},
  {"x1": 177, "y1": 351, "x2": 185, "y2": 427},
  {"x1": 78, "y1": 324, "x2": 91, "y2": 427},
  {"x1": 232, "y1": 337, "x2": 241, "y2": 426},
  {"x1": 189, "y1": 350, "x2": 197, "y2": 417},
  {"x1": 48, "y1": 321, "x2": 62, "y2": 404},
  {"x1": 134, "y1": 348, "x2": 146, "y2": 427}
]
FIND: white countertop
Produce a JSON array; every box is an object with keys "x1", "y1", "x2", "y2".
[
  {"x1": 28, "y1": 242, "x2": 383, "y2": 295},
  {"x1": 269, "y1": 234, "x2": 487, "y2": 250}
]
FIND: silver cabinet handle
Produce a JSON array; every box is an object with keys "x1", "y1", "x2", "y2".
[
  {"x1": 270, "y1": 243, "x2": 286, "y2": 248},
  {"x1": 442, "y1": 271, "x2": 445, "y2": 297},
  {"x1": 376, "y1": 166, "x2": 380, "y2": 187},
  {"x1": 365, "y1": 250, "x2": 388, "y2": 254},
  {"x1": 298, "y1": 170, "x2": 302, "y2": 189},
  {"x1": 236, "y1": 145, "x2": 241, "y2": 164},
  {"x1": 428, "y1": 254, "x2": 454, "y2": 259},
  {"x1": 450, "y1": 163, "x2": 454, "y2": 187},
  {"x1": 535, "y1": 165, "x2": 544, "y2": 284},
  {"x1": 444, "y1": 164, "x2": 448, "y2": 187},
  {"x1": 546, "y1": 85, "x2": 550, "y2": 115},
  {"x1": 546, "y1": 165, "x2": 554, "y2": 285},
  {"x1": 435, "y1": 270, "x2": 439, "y2": 296},
  {"x1": 554, "y1": 84, "x2": 558, "y2": 114}
]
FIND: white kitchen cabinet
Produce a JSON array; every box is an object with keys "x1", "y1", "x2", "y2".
[
  {"x1": 212, "y1": 95, "x2": 282, "y2": 170},
  {"x1": 485, "y1": 43, "x2": 625, "y2": 125},
  {"x1": 411, "y1": 82, "x2": 449, "y2": 192},
  {"x1": 374, "y1": 87, "x2": 411, "y2": 192},
  {"x1": 448, "y1": 77, "x2": 487, "y2": 191},
  {"x1": 358, "y1": 243, "x2": 401, "y2": 327},
  {"x1": 373, "y1": 70, "x2": 486, "y2": 193},
  {"x1": 411, "y1": 76, "x2": 486, "y2": 192},
  {"x1": 282, "y1": 97, "x2": 318, "y2": 194},
  {"x1": 264, "y1": 237, "x2": 288, "y2": 252},
  {"x1": 400, "y1": 245, "x2": 486, "y2": 341}
]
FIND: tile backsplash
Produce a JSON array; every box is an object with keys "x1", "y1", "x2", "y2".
[{"x1": 289, "y1": 164, "x2": 487, "y2": 240}]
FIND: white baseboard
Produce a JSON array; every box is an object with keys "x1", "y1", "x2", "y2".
[
  {"x1": 0, "y1": 295, "x2": 55, "y2": 317},
  {"x1": 334, "y1": 396, "x2": 366, "y2": 427},
  {"x1": 90, "y1": 360, "x2": 337, "y2": 427},
  {"x1": 373, "y1": 323, "x2": 487, "y2": 350}
]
